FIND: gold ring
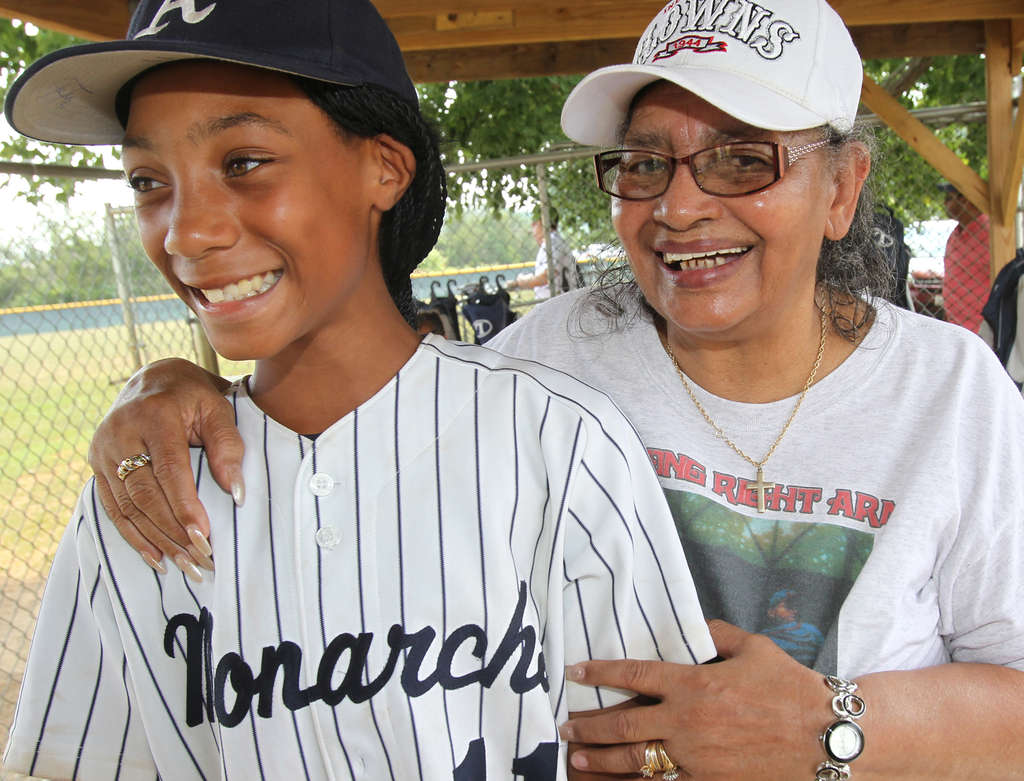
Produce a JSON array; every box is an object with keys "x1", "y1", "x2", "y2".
[
  {"x1": 641, "y1": 740, "x2": 678, "y2": 777},
  {"x1": 640, "y1": 741, "x2": 659, "y2": 777},
  {"x1": 116, "y1": 453, "x2": 152, "y2": 481},
  {"x1": 656, "y1": 742, "x2": 678, "y2": 772},
  {"x1": 640, "y1": 740, "x2": 679, "y2": 779}
]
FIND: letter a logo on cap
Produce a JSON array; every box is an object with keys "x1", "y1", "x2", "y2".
[{"x1": 134, "y1": 0, "x2": 217, "y2": 38}]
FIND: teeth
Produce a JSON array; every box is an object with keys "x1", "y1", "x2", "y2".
[
  {"x1": 663, "y1": 247, "x2": 749, "y2": 269},
  {"x1": 201, "y1": 271, "x2": 281, "y2": 303}
]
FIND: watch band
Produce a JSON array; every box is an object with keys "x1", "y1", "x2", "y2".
[{"x1": 815, "y1": 675, "x2": 866, "y2": 781}]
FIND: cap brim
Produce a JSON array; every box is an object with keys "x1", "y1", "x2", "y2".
[
  {"x1": 561, "y1": 62, "x2": 833, "y2": 147},
  {"x1": 5, "y1": 41, "x2": 357, "y2": 146}
]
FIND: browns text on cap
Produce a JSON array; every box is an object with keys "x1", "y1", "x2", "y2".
[{"x1": 560, "y1": 0, "x2": 863, "y2": 147}]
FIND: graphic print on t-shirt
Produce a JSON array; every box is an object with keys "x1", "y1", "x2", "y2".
[{"x1": 663, "y1": 488, "x2": 874, "y2": 673}]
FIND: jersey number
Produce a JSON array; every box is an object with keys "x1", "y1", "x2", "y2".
[{"x1": 454, "y1": 737, "x2": 559, "y2": 780}]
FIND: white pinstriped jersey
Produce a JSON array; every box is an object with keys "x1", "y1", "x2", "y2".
[{"x1": 5, "y1": 335, "x2": 715, "y2": 781}]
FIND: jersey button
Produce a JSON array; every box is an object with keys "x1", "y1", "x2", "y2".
[
  {"x1": 315, "y1": 525, "x2": 341, "y2": 549},
  {"x1": 309, "y1": 472, "x2": 335, "y2": 496}
]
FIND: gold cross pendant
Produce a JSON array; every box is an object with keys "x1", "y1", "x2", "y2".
[{"x1": 749, "y1": 466, "x2": 775, "y2": 513}]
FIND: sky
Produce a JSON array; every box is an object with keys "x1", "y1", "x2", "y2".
[
  {"x1": 0, "y1": 116, "x2": 132, "y2": 245},
  {"x1": 0, "y1": 17, "x2": 133, "y2": 244}
]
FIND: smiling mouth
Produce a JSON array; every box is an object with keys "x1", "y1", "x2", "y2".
[
  {"x1": 662, "y1": 247, "x2": 750, "y2": 270},
  {"x1": 198, "y1": 271, "x2": 282, "y2": 303}
]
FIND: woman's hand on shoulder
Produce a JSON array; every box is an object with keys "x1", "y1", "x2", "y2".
[
  {"x1": 88, "y1": 358, "x2": 241, "y2": 578},
  {"x1": 560, "y1": 620, "x2": 824, "y2": 780}
]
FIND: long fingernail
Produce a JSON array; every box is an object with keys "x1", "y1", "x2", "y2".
[
  {"x1": 174, "y1": 554, "x2": 204, "y2": 583},
  {"x1": 231, "y1": 477, "x2": 245, "y2": 507},
  {"x1": 187, "y1": 525, "x2": 213, "y2": 558},
  {"x1": 142, "y1": 552, "x2": 167, "y2": 574},
  {"x1": 570, "y1": 751, "x2": 588, "y2": 769},
  {"x1": 188, "y1": 545, "x2": 215, "y2": 572}
]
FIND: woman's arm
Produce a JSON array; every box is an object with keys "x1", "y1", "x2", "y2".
[
  {"x1": 88, "y1": 358, "x2": 241, "y2": 574},
  {"x1": 561, "y1": 620, "x2": 1024, "y2": 780}
]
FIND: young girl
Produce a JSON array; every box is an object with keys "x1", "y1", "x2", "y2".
[{"x1": 3, "y1": 0, "x2": 714, "y2": 778}]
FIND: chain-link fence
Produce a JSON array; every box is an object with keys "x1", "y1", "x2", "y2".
[{"x1": 0, "y1": 117, "x2": 1017, "y2": 776}]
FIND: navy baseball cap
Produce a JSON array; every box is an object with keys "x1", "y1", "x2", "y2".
[{"x1": 5, "y1": 0, "x2": 417, "y2": 146}]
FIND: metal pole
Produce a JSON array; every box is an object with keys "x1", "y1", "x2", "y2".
[
  {"x1": 104, "y1": 204, "x2": 144, "y2": 372},
  {"x1": 189, "y1": 314, "x2": 220, "y2": 375},
  {"x1": 534, "y1": 162, "x2": 560, "y2": 297}
]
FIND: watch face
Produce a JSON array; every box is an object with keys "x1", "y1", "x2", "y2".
[{"x1": 824, "y1": 720, "x2": 864, "y2": 763}]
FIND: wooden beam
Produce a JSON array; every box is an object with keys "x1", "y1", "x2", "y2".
[
  {"x1": 985, "y1": 20, "x2": 1017, "y2": 272},
  {"x1": 1012, "y1": 18, "x2": 1024, "y2": 70},
  {"x1": 377, "y1": 0, "x2": 1023, "y2": 26},
  {"x1": 860, "y1": 74, "x2": 988, "y2": 213},
  {"x1": 850, "y1": 22, "x2": 984, "y2": 58},
  {"x1": 388, "y1": 6, "x2": 657, "y2": 50},
  {"x1": 403, "y1": 23, "x2": 982, "y2": 83},
  {"x1": 0, "y1": 0, "x2": 1017, "y2": 53},
  {"x1": 405, "y1": 38, "x2": 636, "y2": 82},
  {"x1": 830, "y1": 0, "x2": 1024, "y2": 25},
  {"x1": 0, "y1": 0, "x2": 130, "y2": 40},
  {"x1": 1007, "y1": 114, "x2": 1024, "y2": 227}
]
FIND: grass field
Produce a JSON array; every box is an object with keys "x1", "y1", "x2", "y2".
[{"x1": 0, "y1": 315, "x2": 252, "y2": 774}]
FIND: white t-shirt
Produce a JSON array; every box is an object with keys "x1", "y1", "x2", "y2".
[
  {"x1": 5, "y1": 335, "x2": 714, "y2": 781},
  {"x1": 492, "y1": 290, "x2": 1024, "y2": 677}
]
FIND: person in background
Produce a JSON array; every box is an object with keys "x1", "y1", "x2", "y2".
[
  {"x1": 2, "y1": 0, "x2": 714, "y2": 777},
  {"x1": 507, "y1": 208, "x2": 577, "y2": 299},
  {"x1": 940, "y1": 181, "x2": 991, "y2": 332},
  {"x1": 85, "y1": 0, "x2": 1024, "y2": 777}
]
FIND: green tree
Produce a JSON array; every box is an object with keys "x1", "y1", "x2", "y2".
[
  {"x1": 0, "y1": 205, "x2": 169, "y2": 307},
  {"x1": 0, "y1": 211, "x2": 118, "y2": 306},
  {"x1": 420, "y1": 77, "x2": 616, "y2": 246},
  {"x1": 432, "y1": 209, "x2": 536, "y2": 268},
  {"x1": 864, "y1": 55, "x2": 988, "y2": 224},
  {"x1": 1, "y1": 18, "x2": 108, "y2": 203}
]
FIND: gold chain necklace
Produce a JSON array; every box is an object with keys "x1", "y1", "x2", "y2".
[{"x1": 661, "y1": 308, "x2": 827, "y2": 513}]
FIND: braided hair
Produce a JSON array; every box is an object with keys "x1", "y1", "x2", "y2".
[{"x1": 293, "y1": 78, "x2": 448, "y2": 326}]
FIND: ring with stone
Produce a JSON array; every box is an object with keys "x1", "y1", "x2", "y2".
[{"x1": 116, "y1": 453, "x2": 152, "y2": 481}]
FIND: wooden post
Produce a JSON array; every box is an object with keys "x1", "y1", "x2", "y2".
[
  {"x1": 104, "y1": 204, "x2": 144, "y2": 372},
  {"x1": 985, "y1": 20, "x2": 1018, "y2": 273}
]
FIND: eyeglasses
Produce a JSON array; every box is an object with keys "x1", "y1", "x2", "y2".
[{"x1": 593, "y1": 139, "x2": 830, "y2": 200}]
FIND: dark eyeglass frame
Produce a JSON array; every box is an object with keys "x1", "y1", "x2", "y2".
[{"x1": 593, "y1": 139, "x2": 831, "y2": 200}]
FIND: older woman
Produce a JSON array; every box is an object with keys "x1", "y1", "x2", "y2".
[{"x1": 88, "y1": 0, "x2": 1024, "y2": 777}]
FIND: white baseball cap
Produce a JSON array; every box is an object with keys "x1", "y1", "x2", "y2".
[{"x1": 561, "y1": 0, "x2": 863, "y2": 146}]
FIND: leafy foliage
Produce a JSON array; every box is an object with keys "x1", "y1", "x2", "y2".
[
  {"x1": 0, "y1": 19, "x2": 110, "y2": 203},
  {"x1": 430, "y1": 209, "x2": 536, "y2": 269},
  {"x1": 0, "y1": 208, "x2": 169, "y2": 307},
  {"x1": 863, "y1": 55, "x2": 988, "y2": 224},
  {"x1": 419, "y1": 76, "x2": 614, "y2": 239}
]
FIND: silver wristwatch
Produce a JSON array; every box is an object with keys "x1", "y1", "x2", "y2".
[{"x1": 816, "y1": 674, "x2": 866, "y2": 781}]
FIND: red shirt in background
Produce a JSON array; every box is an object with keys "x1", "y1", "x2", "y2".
[{"x1": 943, "y1": 213, "x2": 990, "y2": 332}]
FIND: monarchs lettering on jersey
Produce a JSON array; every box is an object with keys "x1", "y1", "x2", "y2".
[
  {"x1": 133, "y1": 0, "x2": 217, "y2": 38},
  {"x1": 636, "y1": 0, "x2": 800, "y2": 62},
  {"x1": 164, "y1": 580, "x2": 548, "y2": 728}
]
